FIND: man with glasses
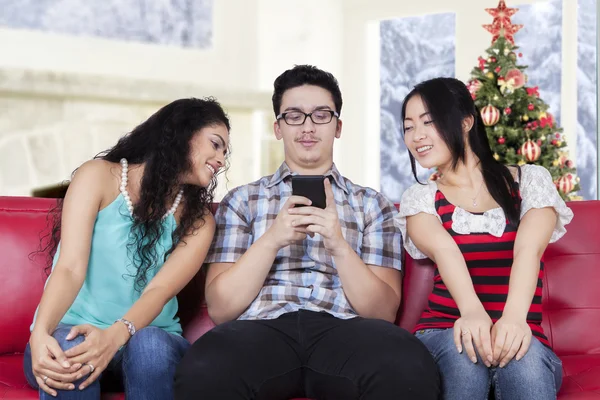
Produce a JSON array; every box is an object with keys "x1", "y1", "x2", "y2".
[{"x1": 175, "y1": 65, "x2": 439, "y2": 399}]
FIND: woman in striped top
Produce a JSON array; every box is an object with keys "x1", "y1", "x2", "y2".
[{"x1": 396, "y1": 77, "x2": 573, "y2": 400}]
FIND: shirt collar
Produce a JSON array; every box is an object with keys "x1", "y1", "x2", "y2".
[{"x1": 266, "y1": 162, "x2": 349, "y2": 195}]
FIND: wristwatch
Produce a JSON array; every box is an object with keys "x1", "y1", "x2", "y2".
[{"x1": 116, "y1": 318, "x2": 136, "y2": 336}]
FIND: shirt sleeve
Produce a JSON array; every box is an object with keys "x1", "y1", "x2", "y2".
[
  {"x1": 394, "y1": 182, "x2": 440, "y2": 259},
  {"x1": 360, "y1": 192, "x2": 402, "y2": 270},
  {"x1": 519, "y1": 164, "x2": 574, "y2": 243},
  {"x1": 205, "y1": 186, "x2": 253, "y2": 263}
]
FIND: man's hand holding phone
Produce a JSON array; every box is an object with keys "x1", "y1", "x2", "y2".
[
  {"x1": 263, "y1": 195, "x2": 314, "y2": 250},
  {"x1": 288, "y1": 178, "x2": 349, "y2": 257}
]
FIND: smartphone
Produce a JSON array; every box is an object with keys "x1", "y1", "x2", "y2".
[{"x1": 291, "y1": 175, "x2": 327, "y2": 209}]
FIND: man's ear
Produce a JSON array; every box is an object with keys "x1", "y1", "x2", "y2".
[
  {"x1": 273, "y1": 120, "x2": 283, "y2": 140},
  {"x1": 335, "y1": 119, "x2": 342, "y2": 139}
]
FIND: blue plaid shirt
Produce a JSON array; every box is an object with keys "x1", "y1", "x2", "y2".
[{"x1": 206, "y1": 162, "x2": 402, "y2": 320}]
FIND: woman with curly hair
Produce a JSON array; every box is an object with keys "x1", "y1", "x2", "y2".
[{"x1": 24, "y1": 97, "x2": 230, "y2": 399}]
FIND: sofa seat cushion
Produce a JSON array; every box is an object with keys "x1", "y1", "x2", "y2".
[
  {"x1": 0, "y1": 354, "x2": 28, "y2": 391},
  {"x1": 558, "y1": 354, "x2": 600, "y2": 399}
]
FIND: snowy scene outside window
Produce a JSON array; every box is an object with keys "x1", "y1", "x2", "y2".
[
  {"x1": 576, "y1": 0, "x2": 598, "y2": 200},
  {"x1": 0, "y1": 0, "x2": 213, "y2": 48},
  {"x1": 379, "y1": 13, "x2": 456, "y2": 202}
]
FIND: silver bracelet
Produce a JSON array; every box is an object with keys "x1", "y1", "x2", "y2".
[{"x1": 116, "y1": 318, "x2": 136, "y2": 336}]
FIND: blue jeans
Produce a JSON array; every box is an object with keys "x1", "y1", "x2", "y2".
[
  {"x1": 24, "y1": 324, "x2": 190, "y2": 400},
  {"x1": 416, "y1": 328, "x2": 562, "y2": 400}
]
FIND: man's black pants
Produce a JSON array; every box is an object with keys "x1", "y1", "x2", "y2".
[{"x1": 175, "y1": 310, "x2": 439, "y2": 400}]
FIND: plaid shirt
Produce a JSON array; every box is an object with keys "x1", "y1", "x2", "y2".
[{"x1": 206, "y1": 162, "x2": 402, "y2": 320}]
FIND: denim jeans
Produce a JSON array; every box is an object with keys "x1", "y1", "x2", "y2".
[
  {"x1": 416, "y1": 328, "x2": 563, "y2": 400},
  {"x1": 24, "y1": 324, "x2": 190, "y2": 400}
]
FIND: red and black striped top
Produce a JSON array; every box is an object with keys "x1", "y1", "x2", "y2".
[{"x1": 413, "y1": 185, "x2": 549, "y2": 347}]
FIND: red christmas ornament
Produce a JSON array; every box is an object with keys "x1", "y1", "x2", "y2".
[
  {"x1": 539, "y1": 112, "x2": 554, "y2": 128},
  {"x1": 566, "y1": 160, "x2": 574, "y2": 168},
  {"x1": 526, "y1": 86, "x2": 540, "y2": 97},
  {"x1": 491, "y1": 57, "x2": 497, "y2": 62},
  {"x1": 528, "y1": 104, "x2": 535, "y2": 111},
  {"x1": 481, "y1": 105, "x2": 501, "y2": 126},
  {"x1": 495, "y1": 67, "x2": 501, "y2": 73},
  {"x1": 498, "y1": 137, "x2": 506, "y2": 144},
  {"x1": 555, "y1": 133, "x2": 561, "y2": 139},
  {"x1": 551, "y1": 139, "x2": 559, "y2": 146},
  {"x1": 505, "y1": 69, "x2": 525, "y2": 89},
  {"x1": 518, "y1": 53, "x2": 523, "y2": 57},
  {"x1": 504, "y1": 107, "x2": 512, "y2": 115},
  {"x1": 521, "y1": 139, "x2": 541, "y2": 162},
  {"x1": 556, "y1": 175, "x2": 574, "y2": 194},
  {"x1": 467, "y1": 80, "x2": 482, "y2": 97},
  {"x1": 478, "y1": 57, "x2": 486, "y2": 71}
]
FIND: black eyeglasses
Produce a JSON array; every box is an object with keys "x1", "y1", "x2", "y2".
[{"x1": 276, "y1": 110, "x2": 339, "y2": 126}]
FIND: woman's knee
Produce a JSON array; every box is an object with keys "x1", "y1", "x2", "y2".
[
  {"x1": 124, "y1": 327, "x2": 188, "y2": 377},
  {"x1": 495, "y1": 337, "x2": 562, "y2": 389},
  {"x1": 51, "y1": 325, "x2": 86, "y2": 351},
  {"x1": 417, "y1": 329, "x2": 490, "y2": 393}
]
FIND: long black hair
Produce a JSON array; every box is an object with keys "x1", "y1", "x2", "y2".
[
  {"x1": 40, "y1": 97, "x2": 230, "y2": 290},
  {"x1": 400, "y1": 77, "x2": 519, "y2": 225}
]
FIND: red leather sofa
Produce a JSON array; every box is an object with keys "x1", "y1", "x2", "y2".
[{"x1": 1, "y1": 196, "x2": 599, "y2": 399}]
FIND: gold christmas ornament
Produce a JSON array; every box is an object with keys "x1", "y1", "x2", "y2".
[
  {"x1": 486, "y1": 71, "x2": 495, "y2": 80},
  {"x1": 493, "y1": 153, "x2": 500, "y2": 160},
  {"x1": 522, "y1": 115, "x2": 529, "y2": 122}
]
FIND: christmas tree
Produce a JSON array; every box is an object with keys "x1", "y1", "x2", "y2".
[{"x1": 466, "y1": 0, "x2": 580, "y2": 199}]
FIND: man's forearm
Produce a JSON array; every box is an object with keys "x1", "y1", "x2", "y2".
[
  {"x1": 206, "y1": 234, "x2": 280, "y2": 324},
  {"x1": 334, "y1": 243, "x2": 400, "y2": 322}
]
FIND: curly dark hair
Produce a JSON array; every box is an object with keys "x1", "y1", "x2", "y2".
[{"x1": 39, "y1": 97, "x2": 231, "y2": 291}]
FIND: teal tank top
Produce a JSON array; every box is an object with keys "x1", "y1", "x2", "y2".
[{"x1": 31, "y1": 192, "x2": 182, "y2": 335}]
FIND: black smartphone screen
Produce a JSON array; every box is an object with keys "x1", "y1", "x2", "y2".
[{"x1": 291, "y1": 175, "x2": 326, "y2": 209}]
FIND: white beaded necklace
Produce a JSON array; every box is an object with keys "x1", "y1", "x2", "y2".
[{"x1": 119, "y1": 158, "x2": 183, "y2": 220}]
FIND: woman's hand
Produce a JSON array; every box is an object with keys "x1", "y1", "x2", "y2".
[
  {"x1": 63, "y1": 324, "x2": 127, "y2": 390},
  {"x1": 453, "y1": 308, "x2": 494, "y2": 367},
  {"x1": 29, "y1": 331, "x2": 82, "y2": 396},
  {"x1": 491, "y1": 315, "x2": 532, "y2": 367}
]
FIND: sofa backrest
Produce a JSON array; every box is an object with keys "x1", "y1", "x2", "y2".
[
  {"x1": 0, "y1": 196, "x2": 55, "y2": 354},
  {"x1": 1, "y1": 196, "x2": 598, "y2": 356},
  {"x1": 540, "y1": 200, "x2": 600, "y2": 356}
]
